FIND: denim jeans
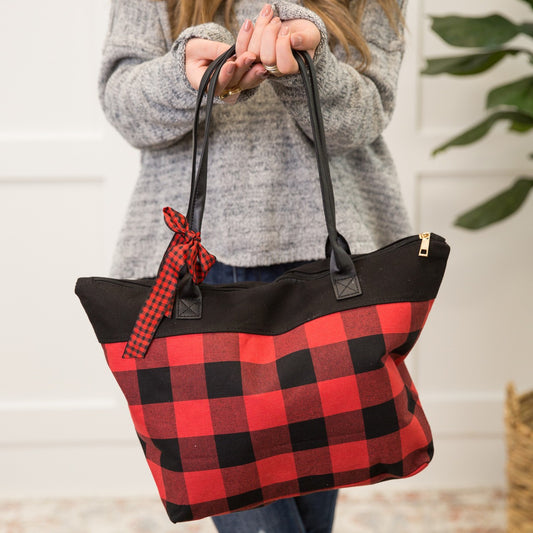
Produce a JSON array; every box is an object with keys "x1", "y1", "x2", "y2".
[{"x1": 204, "y1": 260, "x2": 338, "y2": 533}]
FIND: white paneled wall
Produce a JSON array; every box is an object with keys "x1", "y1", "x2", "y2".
[
  {"x1": 0, "y1": 0, "x2": 144, "y2": 498},
  {"x1": 385, "y1": 0, "x2": 533, "y2": 490},
  {"x1": 1, "y1": 0, "x2": 532, "y2": 499}
]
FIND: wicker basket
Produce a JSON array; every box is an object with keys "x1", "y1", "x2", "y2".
[{"x1": 506, "y1": 383, "x2": 533, "y2": 532}]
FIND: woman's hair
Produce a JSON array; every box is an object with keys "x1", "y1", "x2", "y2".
[{"x1": 160, "y1": 0, "x2": 403, "y2": 68}]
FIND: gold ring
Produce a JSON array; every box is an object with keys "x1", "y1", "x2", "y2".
[
  {"x1": 220, "y1": 86, "x2": 242, "y2": 100},
  {"x1": 263, "y1": 64, "x2": 280, "y2": 74}
]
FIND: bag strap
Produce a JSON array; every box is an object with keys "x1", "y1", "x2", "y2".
[{"x1": 184, "y1": 46, "x2": 361, "y2": 301}]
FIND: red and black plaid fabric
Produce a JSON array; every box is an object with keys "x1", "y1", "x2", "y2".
[
  {"x1": 75, "y1": 46, "x2": 451, "y2": 523},
  {"x1": 123, "y1": 208, "x2": 215, "y2": 359},
  {"x1": 73, "y1": 51, "x2": 450, "y2": 523},
  {"x1": 76, "y1": 228, "x2": 450, "y2": 523},
  {"x1": 104, "y1": 300, "x2": 434, "y2": 523}
]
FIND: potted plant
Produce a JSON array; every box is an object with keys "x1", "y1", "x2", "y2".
[
  {"x1": 422, "y1": 0, "x2": 533, "y2": 229},
  {"x1": 424, "y1": 6, "x2": 533, "y2": 531}
]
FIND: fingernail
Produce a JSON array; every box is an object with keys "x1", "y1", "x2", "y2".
[
  {"x1": 242, "y1": 19, "x2": 252, "y2": 31},
  {"x1": 272, "y1": 17, "x2": 281, "y2": 25},
  {"x1": 226, "y1": 63, "x2": 236, "y2": 75},
  {"x1": 291, "y1": 34, "x2": 303, "y2": 48},
  {"x1": 280, "y1": 25, "x2": 290, "y2": 36},
  {"x1": 260, "y1": 4, "x2": 271, "y2": 16},
  {"x1": 244, "y1": 56, "x2": 254, "y2": 67},
  {"x1": 259, "y1": 69, "x2": 269, "y2": 78}
]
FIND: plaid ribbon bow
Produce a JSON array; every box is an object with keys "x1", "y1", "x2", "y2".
[{"x1": 122, "y1": 207, "x2": 216, "y2": 359}]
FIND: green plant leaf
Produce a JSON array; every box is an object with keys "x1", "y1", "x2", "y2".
[
  {"x1": 487, "y1": 76, "x2": 533, "y2": 115},
  {"x1": 433, "y1": 111, "x2": 533, "y2": 155},
  {"x1": 430, "y1": 15, "x2": 521, "y2": 47},
  {"x1": 509, "y1": 120, "x2": 533, "y2": 132},
  {"x1": 520, "y1": 22, "x2": 533, "y2": 38},
  {"x1": 422, "y1": 49, "x2": 522, "y2": 76},
  {"x1": 455, "y1": 177, "x2": 533, "y2": 229}
]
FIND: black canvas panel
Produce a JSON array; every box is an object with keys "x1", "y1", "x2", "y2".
[{"x1": 76, "y1": 235, "x2": 450, "y2": 343}]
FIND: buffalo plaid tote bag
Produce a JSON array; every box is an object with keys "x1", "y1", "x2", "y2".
[{"x1": 76, "y1": 49, "x2": 450, "y2": 523}]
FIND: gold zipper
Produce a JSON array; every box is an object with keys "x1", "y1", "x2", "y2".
[{"x1": 418, "y1": 232, "x2": 431, "y2": 257}]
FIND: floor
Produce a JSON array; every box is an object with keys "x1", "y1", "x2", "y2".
[{"x1": 0, "y1": 488, "x2": 506, "y2": 533}]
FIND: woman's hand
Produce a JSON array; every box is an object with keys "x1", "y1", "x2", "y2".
[
  {"x1": 185, "y1": 38, "x2": 267, "y2": 103},
  {"x1": 184, "y1": 4, "x2": 321, "y2": 103},
  {"x1": 240, "y1": 4, "x2": 321, "y2": 76}
]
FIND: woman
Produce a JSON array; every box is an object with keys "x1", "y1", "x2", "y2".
[{"x1": 99, "y1": 0, "x2": 410, "y2": 531}]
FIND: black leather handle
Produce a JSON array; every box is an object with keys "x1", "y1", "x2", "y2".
[
  {"x1": 186, "y1": 48, "x2": 234, "y2": 225},
  {"x1": 184, "y1": 46, "x2": 361, "y2": 301}
]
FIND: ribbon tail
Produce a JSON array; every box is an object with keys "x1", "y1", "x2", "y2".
[
  {"x1": 163, "y1": 297, "x2": 176, "y2": 319},
  {"x1": 122, "y1": 273, "x2": 179, "y2": 359},
  {"x1": 123, "y1": 244, "x2": 185, "y2": 359},
  {"x1": 121, "y1": 208, "x2": 215, "y2": 359}
]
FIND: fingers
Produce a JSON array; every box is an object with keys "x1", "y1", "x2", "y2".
[
  {"x1": 222, "y1": 52, "x2": 265, "y2": 92},
  {"x1": 186, "y1": 38, "x2": 231, "y2": 63},
  {"x1": 248, "y1": 3, "x2": 274, "y2": 57},
  {"x1": 275, "y1": 24, "x2": 298, "y2": 75},
  {"x1": 217, "y1": 9, "x2": 270, "y2": 102},
  {"x1": 215, "y1": 61, "x2": 239, "y2": 95},
  {"x1": 238, "y1": 63, "x2": 268, "y2": 89},
  {"x1": 184, "y1": 32, "x2": 268, "y2": 102},
  {"x1": 257, "y1": 17, "x2": 321, "y2": 73},
  {"x1": 259, "y1": 19, "x2": 298, "y2": 76},
  {"x1": 185, "y1": 38, "x2": 232, "y2": 90},
  {"x1": 231, "y1": 52, "x2": 256, "y2": 83},
  {"x1": 260, "y1": 17, "x2": 281, "y2": 68},
  {"x1": 247, "y1": 8, "x2": 319, "y2": 77},
  {"x1": 286, "y1": 19, "x2": 321, "y2": 57},
  {"x1": 216, "y1": 54, "x2": 267, "y2": 102},
  {"x1": 185, "y1": 12, "x2": 320, "y2": 94},
  {"x1": 236, "y1": 19, "x2": 253, "y2": 57},
  {"x1": 290, "y1": 32, "x2": 319, "y2": 58},
  {"x1": 187, "y1": 7, "x2": 319, "y2": 101}
]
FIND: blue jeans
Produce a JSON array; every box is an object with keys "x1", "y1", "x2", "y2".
[{"x1": 204, "y1": 261, "x2": 338, "y2": 533}]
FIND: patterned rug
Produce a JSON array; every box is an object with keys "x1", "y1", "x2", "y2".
[{"x1": 0, "y1": 488, "x2": 506, "y2": 533}]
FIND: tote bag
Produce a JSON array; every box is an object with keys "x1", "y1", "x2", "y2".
[{"x1": 76, "y1": 49, "x2": 450, "y2": 522}]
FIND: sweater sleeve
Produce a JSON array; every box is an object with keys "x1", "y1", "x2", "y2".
[
  {"x1": 98, "y1": 0, "x2": 234, "y2": 150},
  {"x1": 270, "y1": 0, "x2": 407, "y2": 155}
]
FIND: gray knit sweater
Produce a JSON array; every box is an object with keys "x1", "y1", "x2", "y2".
[{"x1": 100, "y1": 0, "x2": 411, "y2": 278}]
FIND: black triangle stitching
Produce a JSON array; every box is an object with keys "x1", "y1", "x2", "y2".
[
  {"x1": 178, "y1": 298, "x2": 200, "y2": 317},
  {"x1": 337, "y1": 277, "x2": 355, "y2": 296},
  {"x1": 334, "y1": 276, "x2": 361, "y2": 298}
]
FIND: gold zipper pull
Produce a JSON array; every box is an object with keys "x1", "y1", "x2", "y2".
[{"x1": 419, "y1": 232, "x2": 431, "y2": 257}]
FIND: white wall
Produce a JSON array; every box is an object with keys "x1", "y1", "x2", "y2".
[
  {"x1": 0, "y1": 0, "x2": 532, "y2": 499},
  {"x1": 386, "y1": 0, "x2": 533, "y2": 490}
]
